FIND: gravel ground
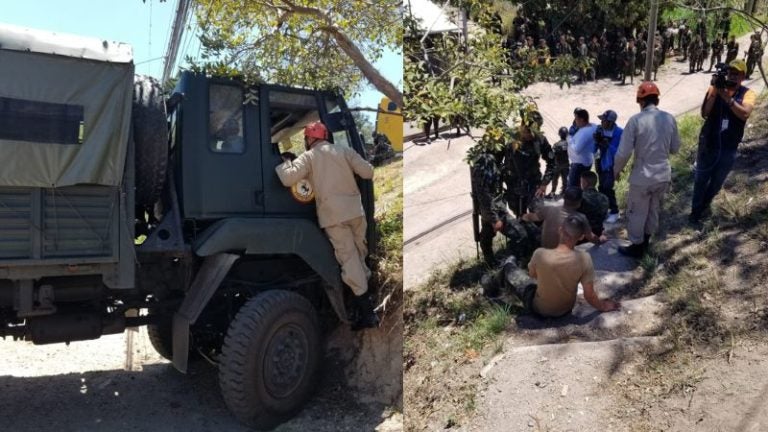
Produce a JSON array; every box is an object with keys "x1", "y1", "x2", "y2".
[{"x1": 0, "y1": 328, "x2": 394, "y2": 432}]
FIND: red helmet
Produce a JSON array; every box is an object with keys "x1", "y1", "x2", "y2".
[
  {"x1": 304, "y1": 122, "x2": 328, "y2": 140},
  {"x1": 636, "y1": 81, "x2": 660, "y2": 102}
]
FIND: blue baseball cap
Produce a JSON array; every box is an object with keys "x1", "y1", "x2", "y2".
[{"x1": 598, "y1": 110, "x2": 618, "y2": 123}]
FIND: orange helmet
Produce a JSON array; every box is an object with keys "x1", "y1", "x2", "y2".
[
  {"x1": 304, "y1": 122, "x2": 328, "y2": 140},
  {"x1": 636, "y1": 81, "x2": 660, "y2": 102}
]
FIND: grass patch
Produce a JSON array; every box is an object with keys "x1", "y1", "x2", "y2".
[
  {"x1": 615, "y1": 114, "x2": 703, "y2": 209},
  {"x1": 639, "y1": 252, "x2": 659, "y2": 274},
  {"x1": 460, "y1": 304, "x2": 511, "y2": 350},
  {"x1": 371, "y1": 158, "x2": 402, "y2": 323},
  {"x1": 404, "y1": 258, "x2": 515, "y2": 430}
]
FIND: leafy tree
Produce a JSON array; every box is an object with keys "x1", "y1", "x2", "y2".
[
  {"x1": 404, "y1": 0, "x2": 573, "y2": 160},
  {"x1": 191, "y1": 0, "x2": 403, "y2": 106}
]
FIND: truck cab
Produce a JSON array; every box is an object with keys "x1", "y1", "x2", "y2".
[{"x1": 0, "y1": 22, "x2": 375, "y2": 430}]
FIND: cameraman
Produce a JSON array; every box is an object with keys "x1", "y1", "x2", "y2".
[
  {"x1": 593, "y1": 110, "x2": 622, "y2": 223},
  {"x1": 689, "y1": 59, "x2": 756, "y2": 225}
]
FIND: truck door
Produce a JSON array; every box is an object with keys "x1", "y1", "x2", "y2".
[
  {"x1": 180, "y1": 79, "x2": 264, "y2": 219},
  {"x1": 260, "y1": 87, "x2": 321, "y2": 220}
]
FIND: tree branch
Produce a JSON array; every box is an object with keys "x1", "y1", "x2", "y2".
[
  {"x1": 349, "y1": 106, "x2": 403, "y2": 117},
  {"x1": 276, "y1": 0, "x2": 403, "y2": 106}
]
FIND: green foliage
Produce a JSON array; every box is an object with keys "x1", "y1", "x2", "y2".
[
  {"x1": 730, "y1": 12, "x2": 756, "y2": 36},
  {"x1": 405, "y1": 0, "x2": 577, "y2": 163},
  {"x1": 671, "y1": 115, "x2": 704, "y2": 177},
  {"x1": 192, "y1": 0, "x2": 400, "y2": 97},
  {"x1": 518, "y1": 0, "x2": 648, "y2": 37},
  {"x1": 460, "y1": 304, "x2": 510, "y2": 350}
]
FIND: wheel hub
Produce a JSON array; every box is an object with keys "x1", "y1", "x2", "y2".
[{"x1": 263, "y1": 323, "x2": 308, "y2": 398}]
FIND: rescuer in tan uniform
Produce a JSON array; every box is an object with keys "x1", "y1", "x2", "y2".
[{"x1": 275, "y1": 122, "x2": 378, "y2": 329}]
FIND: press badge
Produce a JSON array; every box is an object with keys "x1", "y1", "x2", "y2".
[{"x1": 721, "y1": 118, "x2": 729, "y2": 132}]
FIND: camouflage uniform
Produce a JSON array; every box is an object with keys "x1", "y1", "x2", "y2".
[
  {"x1": 471, "y1": 152, "x2": 539, "y2": 265},
  {"x1": 725, "y1": 38, "x2": 739, "y2": 64},
  {"x1": 370, "y1": 132, "x2": 395, "y2": 166},
  {"x1": 708, "y1": 36, "x2": 724, "y2": 72},
  {"x1": 578, "y1": 187, "x2": 609, "y2": 237},
  {"x1": 471, "y1": 152, "x2": 504, "y2": 264},
  {"x1": 688, "y1": 36, "x2": 703, "y2": 73},
  {"x1": 503, "y1": 131, "x2": 555, "y2": 218},
  {"x1": 588, "y1": 38, "x2": 600, "y2": 80},
  {"x1": 652, "y1": 41, "x2": 662, "y2": 80},
  {"x1": 481, "y1": 256, "x2": 537, "y2": 311},
  {"x1": 746, "y1": 34, "x2": 763, "y2": 79},
  {"x1": 551, "y1": 138, "x2": 569, "y2": 195},
  {"x1": 620, "y1": 41, "x2": 636, "y2": 85}
]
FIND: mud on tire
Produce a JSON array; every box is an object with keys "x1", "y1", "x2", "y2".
[
  {"x1": 219, "y1": 290, "x2": 321, "y2": 430},
  {"x1": 133, "y1": 75, "x2": 169, "y2": 207}
]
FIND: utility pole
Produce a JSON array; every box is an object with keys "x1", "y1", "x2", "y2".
[
  {"x1": 644, "y1": 0, "x2": 659, "y2": 81},
  {"x1": 162, "y1": 0, "x2": 191, "y2": 85},
  {"x1": 461, "y1": 8, "x2": 468, "y2": 53}
]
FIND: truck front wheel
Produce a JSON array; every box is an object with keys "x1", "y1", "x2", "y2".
[{"x1": 218, "y1": 290, "x2": 320, "y2": 430}]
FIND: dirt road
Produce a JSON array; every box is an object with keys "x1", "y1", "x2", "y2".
[
  {"x1": 0, "y1": 328, "x2": 393, "y2": 432},
  {"x1": 403, "y1": 33, "x2": 767, "y2": 289}
]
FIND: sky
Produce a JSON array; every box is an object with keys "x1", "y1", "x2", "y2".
[{"x1": 2, "y1": 0, "x2": 402, "y2": 123}]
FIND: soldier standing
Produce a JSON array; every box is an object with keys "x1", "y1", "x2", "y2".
[
  {"x1": 725, "y1": 35, "x2": 739, "y2": 64},
  {"x1": 537, "y1": 38, "x2": 551, "y2": 65},
  {"x1": 688, "y1": 34, "x2": 703, "y2": 73},
  {"x1": 708, "y1": 34, "x2": 724, "y2": 72},
  {"x1": 555, "y1": 34, "x2": 572, "y2": 57},
  {"x1": 370, "y1": 131, "x2": 394, "y2": 166},
  {"x1": 503, "y1": 111, "x2": 555, "y2": 218},
  {"x1": 621, "y1": 38, "x2": 636, "y2": 85},
  {"x1": 681, "y1": 26, "x2": 691, "y2": 60},
  {"x1": 636, "y1": 37, "x2": 647, "y2": 76},
  {"x1": 746, "y1": 32, "x2": 763, "y2": 79},
  {"x1": 588, "y1": 35, "x2": 600, "y2": 80},
  {"x1": 470, "y1": 150, "x2": 505, "y2": 265},
  {"x1": 470, "y1": 148, "x2": 539, "y2": 266},
  {"x1": 551, "y1": 127, "x2": 570, "y2": 196}
]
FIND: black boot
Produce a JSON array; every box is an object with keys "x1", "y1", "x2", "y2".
[
  {"x1": 618, "y1": 242, "x2": 645, "y2": 258},
  {"x1": 481, "y1": 270, "x2": 502, "y2": 298},
  {"x1": 351, "y1": 292, "x2": 380, "y2": 331}
]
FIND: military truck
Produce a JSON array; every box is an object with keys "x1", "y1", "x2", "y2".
[{"x1": 0, "y1": 23, "x2": 374, "y2": 429}]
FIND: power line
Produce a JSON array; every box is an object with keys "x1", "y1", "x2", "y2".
[
  {"x1": 162, "y1": 0, "x2": 193, "y2": 84},
  {"x1": 148, "y1": 0, "x2": 153, "y2": 76},
  {"x1": 160, "y1": 0, "x2": 178, "y2": 75}
]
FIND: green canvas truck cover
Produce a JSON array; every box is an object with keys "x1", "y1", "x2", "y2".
[{"x1": 0, "y1": 23, "x2": 134, "y2": 187}]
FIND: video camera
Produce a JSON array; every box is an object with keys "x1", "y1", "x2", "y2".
[
  {"x1": 593, "y1": 126, "x2": 609, "y2": 152},
  {"x1": 711, "y1": 62, "x2": 736, "y2": 89}
]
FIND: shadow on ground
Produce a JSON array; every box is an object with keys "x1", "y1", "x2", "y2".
[{"x1": 0, "y1": 353, "x2": 386, "y2": 432}]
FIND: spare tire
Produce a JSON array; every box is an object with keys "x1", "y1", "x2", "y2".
[{"x1": 133, "y1": 75, "x2": 169, "y2": 206}]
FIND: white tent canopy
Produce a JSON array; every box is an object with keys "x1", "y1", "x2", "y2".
[{"x1": 406, "y1": 0, "x2": 460, "y2": 34}]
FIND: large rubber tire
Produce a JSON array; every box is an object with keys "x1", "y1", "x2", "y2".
[
  {"x1": 146, "y1": 314, "x2": 201, "y2": 362},
  {"x1": 219, "y1": 290, "x2": 321, "y2": 430},
  {"x1": 133, "y1": 75, "x2": 169, "y2": 207},
  {"x1": 146, "y1": 321, "x2": 173, "y2": 361}
]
